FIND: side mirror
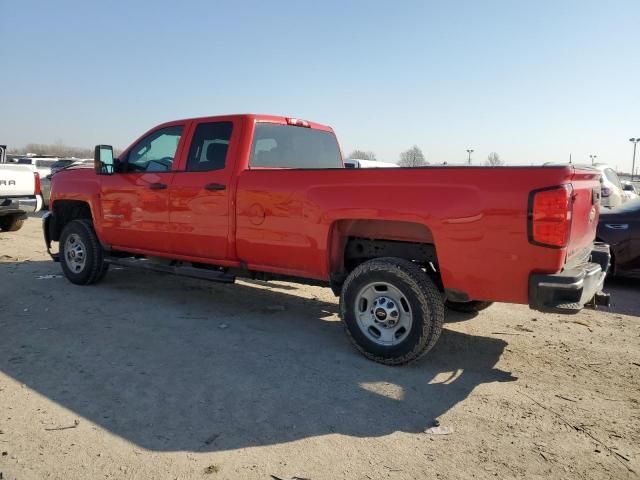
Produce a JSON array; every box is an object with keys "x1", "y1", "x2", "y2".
[{"x1": 95, "y1": 145, "x2": 115, "y2": 175}]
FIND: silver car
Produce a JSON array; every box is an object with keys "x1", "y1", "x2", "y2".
[{"x1": 594, "y1": 164, "x2": 627, "y2": 208}]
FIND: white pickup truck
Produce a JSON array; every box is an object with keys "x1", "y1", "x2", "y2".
[{"x1": 0, "y1": 146, "x2": 42, "y2": 232}]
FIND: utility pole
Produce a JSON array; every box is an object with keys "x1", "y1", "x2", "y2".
[
  {"x1": 466, "y1": 149, "x2": 474, "y2": 165},
  {"x1": 589, "y1": 154, "x2": 597, "y2": 166},
  {"x1": 630, "y1": 138, "x2": 640, "y2": 181}
]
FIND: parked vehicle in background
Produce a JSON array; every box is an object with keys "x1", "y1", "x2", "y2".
[
  {"x1": 10, "y1": 157, "x2": 57, "y2": 180},
  {"x1": 621, "y1": 181, "x2": 638, "y2": 201},
  {"x1": 40, "y1": 175, "x2": 51, "y2": 208},
  {"x1": 49, "y1": 158, "x2": 92, "y2": 175},
  {"x1": 593, "y1": 164, "x2": 626, "y2": 208},
  {"x1": 44, "y1": 113, "x2": 609, "y2": 365},
  {"x1": 344, "y1": 159, "x2": 398, "y2": 168},
  {"x1": 0, "y1": 161, "x2": 42, "y2": 231},
  {"x1": 597, "y1": 198, "x2": 640, "y2": 276}
]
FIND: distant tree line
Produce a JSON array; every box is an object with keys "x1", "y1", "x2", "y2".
[
  {"x1": 348, "y1": 147, "x2": 506, "y2": 167},
  {"x1": 484, "y1": 152, "x2": 504, "y2": 166},
  {"x1": 399, "y1": 145, "x2": 427, "y2": 167},
  {"x1": 348, "y1": 149, "x2": 378, "y2": 161},
  {"x1": 348, "y1": 146, "x2": 429, "y2": 167},
  {"x1": 8, "y1": 143, "x2": 123, "y2": 158}
]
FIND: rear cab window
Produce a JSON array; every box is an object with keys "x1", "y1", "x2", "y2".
[{"x1": 249, "y1": 123, "x2": 342, "y2": 169}]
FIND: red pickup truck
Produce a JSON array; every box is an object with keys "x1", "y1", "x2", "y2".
[{"x1": 43, "y1": 114, "x2": 610, "y2": 365}]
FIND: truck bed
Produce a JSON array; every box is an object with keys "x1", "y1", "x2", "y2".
[{"x1": 235, "y1": 165, "x2": 601, "y2": 304}]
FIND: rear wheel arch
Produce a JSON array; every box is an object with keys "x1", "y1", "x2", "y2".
[{"x1": 327, "y1": 219, "x2": 440, "y2": 292}]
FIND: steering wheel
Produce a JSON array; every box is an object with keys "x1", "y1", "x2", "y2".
[
  {"x1": 144, "y1": 157, "x2": 173, "y2": 172},
  {"x1": 154, "y1": 157, "x2": 174, "y2": 169}
]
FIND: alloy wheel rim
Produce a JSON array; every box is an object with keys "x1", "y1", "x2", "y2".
[
  {"x1": 354, "y1": 281, "x2": 413, "y2": 346},
  {"x1": 64, "y1": 233, "x2": 87, "y2": 273}
]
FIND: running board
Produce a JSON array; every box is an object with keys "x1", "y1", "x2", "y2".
[{"x1": 104, "y1": 257, "x2": 236, "y2": 283}]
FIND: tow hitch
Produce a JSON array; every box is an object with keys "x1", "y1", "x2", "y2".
[{"x1": 586, "y1": 291, "x2": 611, "y2": 309}]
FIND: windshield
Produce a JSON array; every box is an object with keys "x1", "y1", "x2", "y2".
[{"x1": 250, "y1": 123, "x2": 342, "y2": 169}]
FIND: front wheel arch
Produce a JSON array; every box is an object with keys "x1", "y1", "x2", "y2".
[{"x1": 51, "y1": 200, "x2": 94, "y2": 242}]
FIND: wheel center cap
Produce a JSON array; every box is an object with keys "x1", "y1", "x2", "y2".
[{"x1": 374, "y1": 308, "x2": 387, "y2": 321}]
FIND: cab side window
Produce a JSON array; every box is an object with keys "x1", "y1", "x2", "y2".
[
  {"x1": 124, "y1": 126, "x2": 183, "y2": 173},
  {"x1": 186, "y1": 122, "x2": 233, "y2": 172}
]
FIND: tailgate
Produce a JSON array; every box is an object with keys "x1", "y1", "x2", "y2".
[
  {"x1": 566, "y1": 166, "x2": 601, "y2": 266},
  {"x1": 0, "y1": 164, "x2": 36, "y2": 197}
]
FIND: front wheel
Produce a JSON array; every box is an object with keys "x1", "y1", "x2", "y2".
[
  {"x1": 59, "y1": 219, "x2": 109, "y2": 285},
  {"x1": 340, "y1": 257, "x2": 444, "y2": 366}
]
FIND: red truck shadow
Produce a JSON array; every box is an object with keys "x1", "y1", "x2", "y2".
[{"x1": 0, "y1": 261, "x2": 515, "y2": 452}]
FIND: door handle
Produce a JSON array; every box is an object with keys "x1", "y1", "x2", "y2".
[
  {"x1": 149, "y1": 182, "x2": 167, "y2": 190},
  {"x1": 204, "y1": 183, "x2": 226, "y2": 191}
]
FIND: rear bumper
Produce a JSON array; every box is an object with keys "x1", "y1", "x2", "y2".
[
  {"x1": 529, "y1": 242, "x2": 611, "y2": 313},
  {"x1": 0, "y1": 195, "x2": 41, "y2": 216}
]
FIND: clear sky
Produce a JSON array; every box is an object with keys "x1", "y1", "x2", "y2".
[{"x1": 1, "y1": 0, "x2": 639, "y2": 170}]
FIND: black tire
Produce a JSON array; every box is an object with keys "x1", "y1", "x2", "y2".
[
  {"x1": 339, "y1": 257, "x2": 444, "y2": 366},
  {"x1": 59, "y1": 219, "x2": 108, "y2": 285},
  {"x1": 445, "y1": 300, "x2": 493, "y2": 313},
  {"x1": 0, "y1": 215, "x2": 25, "y2": 232}
]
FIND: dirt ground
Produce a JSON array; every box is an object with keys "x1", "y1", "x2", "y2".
[{"x1": 1, "y1": 214, "x2": 639, "y2": 480}]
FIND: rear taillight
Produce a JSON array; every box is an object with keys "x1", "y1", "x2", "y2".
[
  {"x1": 528, "y1": 185, "x2": 573, "y2": 248},
  {"x1": 601, "y1": 187, "x2": 611, "y2": 197},
  {"x1": 34, "y1": 172, "x2": 41, "y2": 195}
]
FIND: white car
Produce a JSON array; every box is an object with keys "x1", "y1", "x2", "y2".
[
  {"x1": 621, "y1": 181, "x2": 638, "y2": 201},
  {"x1": 593, "y1": 164, "x2": 627, "y2": 209},
  {"x1": 344, "y1": 159, "x2": 398, "y2": 168}
]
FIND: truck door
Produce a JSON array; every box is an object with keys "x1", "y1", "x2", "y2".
[
  {"x1": 99, "y1": 124, "x2": 186, "y2": 252},
  {"x1": 168, "y1": 120, "x2": 236, "y2": 260}
]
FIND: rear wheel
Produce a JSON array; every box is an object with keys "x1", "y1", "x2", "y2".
[
  {"x1": 445, "y1": 300, "x2": 493, "y2": 313},
  {"x1": 340, "y1": 257, "x2": 444, "y2": 365},
  {"x1": 59, "y1": 219, "x2": 109, "y2": 285},
  {"x1": 0, "y1": 215, "x2": 25, "y2": 232}
]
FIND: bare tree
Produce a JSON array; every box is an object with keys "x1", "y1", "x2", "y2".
[
  {"x1": 398, "y1": 145, "x2": 427, "y2": 167},
  {"x1": 485, "y1": 152, "x2": 504, "y2": 166},
  {"x1": 348, "y1": 150, "x2": 377, "y2": 161},
  {"x1": 8, "y1": 143, "x2": 123, "y2": 158}
]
